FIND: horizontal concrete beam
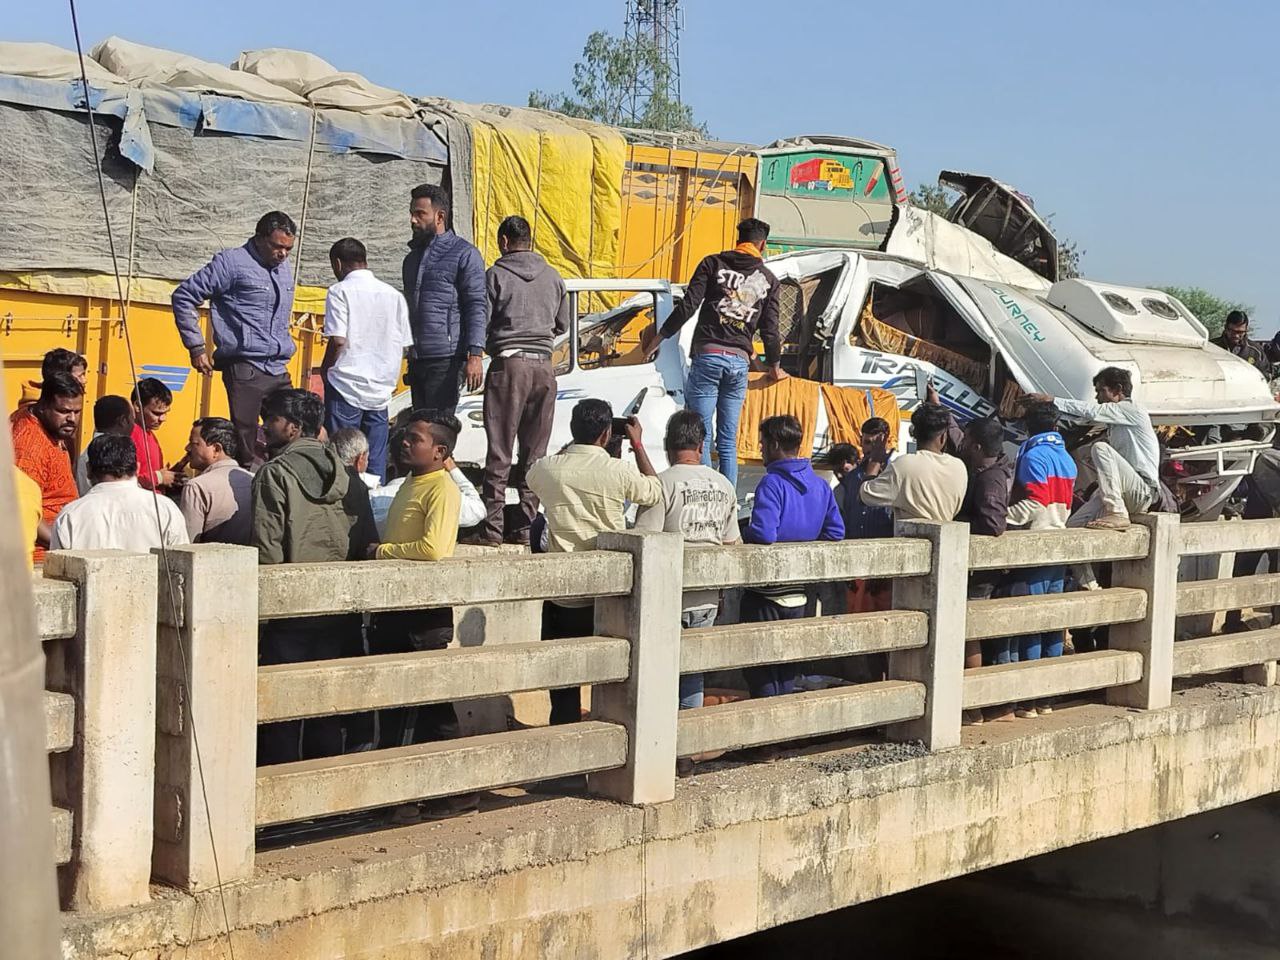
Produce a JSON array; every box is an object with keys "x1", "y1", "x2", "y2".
[
  {"x1": 680, "y1": 611, "x2": 928, "y2": 674},
  {"x1": 256, "y1": 721, "x2": 628, "y2": 826},
  {"x1": 962, "y1": 650, "x2": 1143, "y2": 710},
  {"x1": 45, "y1": 691, "x2": 74, "y2": 753},
  {"x1": 674, "y1": 681, "x2": 925, "y2": 757},
  {"x1": 965, "y1": 588, "x2": 1147, "y2": 641},
  {"x1": 258, "y1": 637, "x2": 631, "y2": 723},
  {"x1": 1179, "y1": 518, "x2": 1280, "y2": 557},
  {"x1": 258, "y1": 552, "x2": 633, "y2": 620},
  {"x1": 1173, "y1": 628, "x2": 1280, "y2": 678},
  {"x1": 52, "y1": 807, "x2": 71, "y2": 865},
  {"x1": 969, "y1": 528, "x2": 1149, "y2": 571},
  {"x1": 683, "y1": 539, "x2": 930, "y2": 592},
  {"x1": 1177, "y1": 574, "x2": 1280, "y2": 617},
  {"x1": 32, "y1": 578, "x2": 76, "y2": 640}
]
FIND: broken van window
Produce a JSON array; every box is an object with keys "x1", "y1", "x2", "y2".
[{"x1": 851, "y1": 279, "x2": 991, "y2": 392}]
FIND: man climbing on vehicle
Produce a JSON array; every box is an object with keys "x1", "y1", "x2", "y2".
[{"x1": 641, "y1": 218, "x2": 787, "y2": 490}]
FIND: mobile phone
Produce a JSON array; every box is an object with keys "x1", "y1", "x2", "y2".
[
  {"x1": 913, "y1": 367, "x2": 931, "y2": 401},
  {"x1": 611, "y1": 417, "x2": 630, "y2": 439}
]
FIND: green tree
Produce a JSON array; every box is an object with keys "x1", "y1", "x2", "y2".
[
  {"x1": 529, "y1": 31, "x2": 704, "y2": 134},
  {"x1": 908, "y1": 182, "x2": 956, "y2": 216},
  {"x1": 1154, "y1": 286, "x2": 1252, "y2": 338}
]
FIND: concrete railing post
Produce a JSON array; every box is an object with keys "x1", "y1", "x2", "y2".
[
  {"x1": 1107, "y1": 512, "x2": 1179, "y2": 710},
  {"x1": 43, "y1": 550, "x2": 158, "y2": 910},
  {"x1": 589, "y1": 531, "x2": 683, "y2": 804},
  {"x1": 152, "y1": 544, "x2": 258, "y2": 889},
  {"x1": 888, "y1": 520, "x2": 968, "y2": 751}
]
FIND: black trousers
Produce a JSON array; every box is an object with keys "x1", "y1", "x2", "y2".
[
  {"x1": 407, "y1": 355, "x2": 465, "y2": 419},
  {"x1": 740, "y1": 591, "x2": 807, "y2": 698},
  {"x1": 1225, "y1": 549, "x2": 1280, "y2": 627},
  {"x1": 543, "y1": 602, "x2": 595, "y2": 725},
  {"x1": 368, "y1": 608, "x2": 459, "y2": 747},
  {"x1": 221, "y1": 361, "x2": 291, "y2": 467},
  {"x1": 257, "y1": 614, "x2": 363, "y2": 765}
]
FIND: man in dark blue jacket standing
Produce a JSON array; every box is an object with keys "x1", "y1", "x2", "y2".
[
  {"x1": 173, "y1": 211, "x2": 298, "y2": 466},
  {"x1": 402, "y1": 184, "x2": 488, "y2": 419}
]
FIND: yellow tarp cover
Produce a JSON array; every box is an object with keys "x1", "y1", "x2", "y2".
[
  {"x1": 737, "y1": 375, "x2": 904, "y2": 463},
  {"x1": 457, "y1": 104, "x2": 626, "y2": 280},
  {"x1": 821, "y1": 383, "x2": 903, "y2": 455},
  {"x1": 737, "y1": 375, "x2": 820, "y2": 462}
]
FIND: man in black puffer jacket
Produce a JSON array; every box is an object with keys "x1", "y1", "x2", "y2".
[{"x1": 402, "y1": 183, "x2": 488, "y2": 419}]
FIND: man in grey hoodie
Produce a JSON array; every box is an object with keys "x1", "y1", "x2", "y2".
[{"x1": 468, "y1": 215, "x2": 570, "y2": 545}]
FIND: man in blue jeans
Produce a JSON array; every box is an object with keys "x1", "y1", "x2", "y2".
[
  {"x1": 642, "y1": 219, "x2": 787, "y2": 490},
  {"x1": 320, "y1": 238, "x2": 413, "y2": 481}
]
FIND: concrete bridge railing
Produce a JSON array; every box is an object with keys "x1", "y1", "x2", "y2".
[
  {"x1": 35, "y1": 552, "x2": 158, "y2": 912},
  {"x1": 33, "y1": 514, "x2": 1280, "y2": 910}
]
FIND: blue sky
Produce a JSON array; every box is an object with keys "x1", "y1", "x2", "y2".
[{"x1": 16, "y1": 0, "x2": 1280, "y2": 327}]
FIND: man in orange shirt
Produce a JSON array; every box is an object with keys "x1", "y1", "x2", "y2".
[{"x1": 11, "y1": 371, "x2": 83, "y2": 563}]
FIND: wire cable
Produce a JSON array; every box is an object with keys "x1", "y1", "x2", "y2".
[{"x1": 66, "y1": 4, "x2": 236, "y2": 956}]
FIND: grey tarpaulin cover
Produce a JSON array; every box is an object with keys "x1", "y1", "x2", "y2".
[{"x1": 0, "y1": 40, "x2": 461, "y2": 287}]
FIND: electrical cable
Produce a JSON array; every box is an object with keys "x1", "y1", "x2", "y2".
[{"x1": 66, "y1": 3, "x2": 236, "y2": 956}]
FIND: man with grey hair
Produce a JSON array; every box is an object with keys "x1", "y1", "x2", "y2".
[{"x1": 331, "y1": 427, "x2": 379, "y2": 490}]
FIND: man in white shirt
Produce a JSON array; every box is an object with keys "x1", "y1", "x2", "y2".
[
  {"x1": 635, "y1": 411, "x2": 740, "y2": 725},
  {"x1": 321, "y1": 238, "x2": 413, "y2": 484},
  {"x1": 51, "y1": 434, "x2": 189, "y2": 551},
  {"x1": 859, "y1": 402, "x2": 968, "y2": 522},
  {"x1": 1026, "y1": 366, "x2": 1160, "y2": 530}
]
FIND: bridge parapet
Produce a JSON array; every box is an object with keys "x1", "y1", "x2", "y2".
[
  {"x1": 36, "y1": 514, "x2": 1280, "y2": 919},
  {"x1": 37, "y1": 552, "x2": 158, "y2": 912}
]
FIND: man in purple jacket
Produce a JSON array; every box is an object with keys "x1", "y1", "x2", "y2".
[
  {"x1": 172, "y1": 211, "x2": 298, "y2": 466},
  {"x1": 742, "y1": 414, "x2": 844, "y2": 712}
]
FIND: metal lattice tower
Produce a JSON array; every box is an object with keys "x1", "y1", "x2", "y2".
[{"x1": 623, "y1": 0, "x2": 683, "y2": 126}]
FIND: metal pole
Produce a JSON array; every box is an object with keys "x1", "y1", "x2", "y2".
[{"x1": 0, "y1": 361, "x2": 61, "y2": 958}]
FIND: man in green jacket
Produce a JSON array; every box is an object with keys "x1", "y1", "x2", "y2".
[{"x1": 252, "y1": 388, "x2": 377, "y2": 764}]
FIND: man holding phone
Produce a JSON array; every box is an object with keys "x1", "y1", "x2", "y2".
[{"x1": 528, "y1": 399, "x2": 664, "y2": 724}]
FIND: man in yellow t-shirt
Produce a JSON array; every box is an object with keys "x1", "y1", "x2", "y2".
[
  {"x1": 368, "y1": 412, "x2": 470, "y2": 819},
  {"x1": 14, "y1": 467, "x2": 43, "y2": 571}
]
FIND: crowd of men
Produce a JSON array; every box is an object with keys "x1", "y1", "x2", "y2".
[{"x1": 10, "y1": 201, "x2": 1278, "y2": 815}]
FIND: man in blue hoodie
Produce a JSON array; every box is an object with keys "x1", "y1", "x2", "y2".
[{"x1": 742, "y1": 414, "x2": 844, "y2": 702}]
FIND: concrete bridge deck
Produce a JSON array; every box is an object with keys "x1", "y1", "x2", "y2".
[{"x1": 61, "y1": 680, "x2": 1280, "y2": 960}]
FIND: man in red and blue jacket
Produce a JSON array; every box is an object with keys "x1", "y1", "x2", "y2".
[{"x1": 1003, "y1": 400, "x2": 1078, "y2": 714}]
